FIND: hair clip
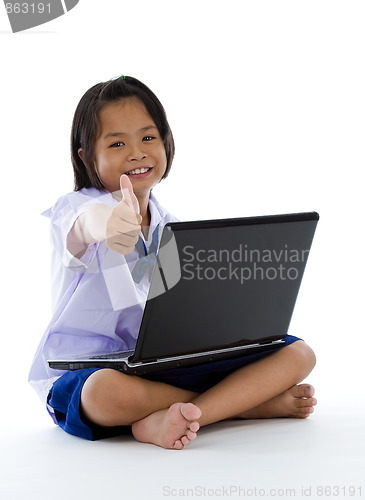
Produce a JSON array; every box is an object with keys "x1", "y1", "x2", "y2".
[{"x1": 120, "y1": 75, "x2": 126, "y2": 80}]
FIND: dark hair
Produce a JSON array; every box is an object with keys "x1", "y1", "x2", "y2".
[{"x1": 71, "y1": 76, "x2": 175, "y2": 191}]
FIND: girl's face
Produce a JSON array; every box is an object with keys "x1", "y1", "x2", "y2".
[{"x1": 91, "y1": 97, "x2": 167, "y2": 197}]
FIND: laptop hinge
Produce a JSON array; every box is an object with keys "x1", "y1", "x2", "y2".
[{"x1": 128, "y1": 339, "x2": 285, "y2": 368}]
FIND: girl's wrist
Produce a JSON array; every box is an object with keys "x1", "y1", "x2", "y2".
[{"x1": 84, "y1": 203, "x2": 112, "y2": 243}]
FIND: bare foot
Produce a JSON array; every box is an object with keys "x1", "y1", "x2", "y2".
[
  {"x1": 237, "y1": 384, "x2": 317, "y2": 419},
  {"x1": 131, "y1": 402, "x2": 202, "y2": 450}
]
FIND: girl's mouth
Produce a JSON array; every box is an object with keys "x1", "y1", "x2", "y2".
[{"x1": 125, "y1": 167, "x2": 152, "y2": 178}]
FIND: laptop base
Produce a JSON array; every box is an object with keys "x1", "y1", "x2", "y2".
[{"x1": 48, "y1": 339, "x2": 285, "y2": 375}]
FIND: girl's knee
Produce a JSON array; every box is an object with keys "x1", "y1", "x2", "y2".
[
  {"x1": 80, "y1": 369, "x2": 134, "y2": 425},
  {"x1": 82, "y1": 369, "x2": 118, "y2": 401},
  {"x1": 290, "y1": 340, "x2": 316, "y2": 374}
]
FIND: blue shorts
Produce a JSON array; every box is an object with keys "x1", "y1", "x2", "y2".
[{"x1": 47, "y1": 334, "x2": 301, "y2": 441}]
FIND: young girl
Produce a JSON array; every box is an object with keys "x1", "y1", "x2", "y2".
[{"x1": 29, "y1": 75, "x2": 317, "y2": 449}]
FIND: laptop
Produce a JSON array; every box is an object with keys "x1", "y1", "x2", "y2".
[{"x1": 48, "y1": 211, "x2": 319, "y2": 375}]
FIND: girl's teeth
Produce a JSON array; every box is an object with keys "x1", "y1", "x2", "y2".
[{"x1": 127, "y1": 167, "x2": 150, "y2": 175}]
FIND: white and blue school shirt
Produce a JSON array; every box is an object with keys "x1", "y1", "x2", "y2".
[{"x1": 28, "y1": 187, "x2": 179, "y2": 408}]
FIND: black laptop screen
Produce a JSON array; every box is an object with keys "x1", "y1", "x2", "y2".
[{"x1": 132, "y1": 213, "x2": 318, "y2": 362}]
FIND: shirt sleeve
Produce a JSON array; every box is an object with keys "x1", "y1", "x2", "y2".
[{"x1": 46, "y1": 190, "x2": 111, "y2": 271}]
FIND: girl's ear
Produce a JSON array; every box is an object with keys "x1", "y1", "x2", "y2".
[{"x1": 78, "y1": 148, "x2": 85, "y2": 162}]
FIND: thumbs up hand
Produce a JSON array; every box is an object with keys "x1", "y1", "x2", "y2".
[
  {"x1": 105, "y1": 175, "x2": 142, "y2": 255},
  {"x1": 120, "y1": 174, "x2": 140, "y2": 214}
]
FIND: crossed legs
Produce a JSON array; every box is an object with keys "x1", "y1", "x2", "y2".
[{"x1": 80, "y1": 340, "x2": 316, "y2": 449}]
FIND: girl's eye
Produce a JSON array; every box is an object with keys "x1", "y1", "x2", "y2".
[
  {"x1": 143, "y1": 136, "x2": 155, "y2": 141},
  {"x1": 110, "y1": 141, "x2": 124, "y2": 148}
]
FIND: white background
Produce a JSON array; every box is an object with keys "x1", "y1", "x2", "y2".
[{"x1": 0, "y1": 0, "x2": 364, "y2": 452}]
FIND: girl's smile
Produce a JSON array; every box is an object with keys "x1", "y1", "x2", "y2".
[{"x1": 124, "y1": 166, "x2": 153, "y2": 179}]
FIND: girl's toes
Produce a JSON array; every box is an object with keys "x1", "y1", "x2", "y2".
[
  {"x1": 297, "y1": 406, "x2": 314, "y2": 417},
  {"x1": 187, "y1": 429, "x2": 197, "y2": 441},
  {"x1": 290, "y1": 384, "x2": 315, "y2": 399},
  {"x1": 301, "y1": 384, "x2": 315, "y2": 398},
  {"x1": 296, "y1": 397, "x2": 316, "y2": 408},
  {"x1": 181, "y1": 436, "x2": 190, "y2": 446},
  {"x1": 174, "y1": 440, "x2": 184, "y2": 450},
  {"x1": 190, "y1": 421, "x2": 200, "y2": 432}
]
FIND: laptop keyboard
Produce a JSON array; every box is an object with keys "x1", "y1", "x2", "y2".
[{"x1": 90, "y1": 350, "x2": 134, "y2": 360}]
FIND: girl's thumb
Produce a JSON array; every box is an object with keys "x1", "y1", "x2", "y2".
[{"x1": 120, "y1": 174, "x2": 140, "y2": 214}]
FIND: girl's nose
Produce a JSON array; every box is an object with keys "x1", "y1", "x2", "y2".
[
  {"x1": 130, "y1": 153, "x2": 147, "y2": 161},
  {"x1": 128, "y1": 146, "x2": 147, "y2": 162}
]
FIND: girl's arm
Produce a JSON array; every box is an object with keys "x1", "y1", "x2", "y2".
[
  {"x1": 67, "y1": 176, "x2": 142, "y2": 259},
  {"x1": 67, "y1": 203, "x2": 112, "y2": 259}
]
